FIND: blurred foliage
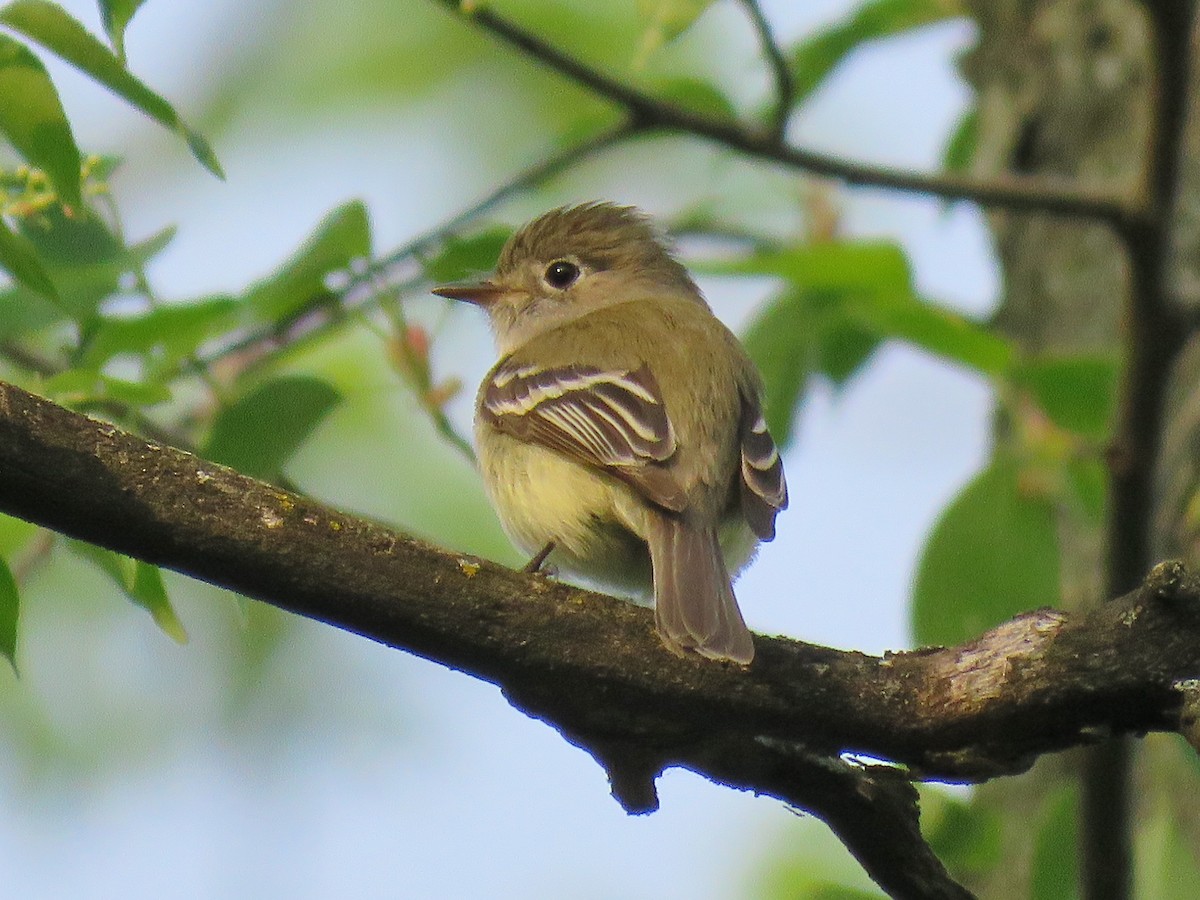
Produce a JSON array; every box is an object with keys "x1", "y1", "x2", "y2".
[
  {"x1": 942, "y1": 108, "x2": 977, "y2": 173},
  {"x1": 97, "y1": 0, "x2": 144, "y2": 60},
  {"x1": 240, "y1": 200, "x2": 370, "y2": 326},
  {"x1": 714, "y1": 239, "x2": 1009, "y2": 447},
  {"x1": 0, "y1": 31, "x2": 82, "y2": 208},
  {"x1": 202, "y1": 375, "x2": 343, "y2": 480},
  {"x1": 1014, "y1": 354, "x2": 1117, "y2": 441},
  {"x1": 1133, "y1": 738, "x2": 1200, "y2": 900},
  {"x1": 0, "y1": 556, "x2": 17, "y2": 669},
  {"x1": 64, "y1": 540, "x2": 187, "y2": 642},
  {"x1": 922, "y1": 789, "x2": 1003, "y2": 879},
  {"x1": 754, "y1": 811, "x2": 886, "y2": 898},
  {"x1": 0, "y1": 0, "x2": 1195, "y2": 897},
  {"x1": 634, "y1": 0, "x2": 718, "y2": 64},
  {"x1": 912, "y1": 455, "x2": 1060, "y2": 647},
  {"x1": 1031, "y1": 784, "x2": 1079, "y2": 900},
  {"x1": 786, "y1": 0, "x2": 964, "y2": 109}
]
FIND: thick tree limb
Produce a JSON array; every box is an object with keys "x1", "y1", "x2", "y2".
[{"x1": 4, "y1": 381, "x2": 1200, "y2": 897}]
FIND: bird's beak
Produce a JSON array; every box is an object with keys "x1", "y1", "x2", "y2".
[{"x1": 431, "y1": 280, "x2": 508, "y2": 306}]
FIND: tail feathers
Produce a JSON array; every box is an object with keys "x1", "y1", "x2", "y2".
[{"x1": 649, "y1": 515, "x2": 754, "y2": 664}]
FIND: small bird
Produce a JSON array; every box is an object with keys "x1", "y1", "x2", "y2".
[{"x1": 433, "y1": 203, "x2": 787, "y2": 664}]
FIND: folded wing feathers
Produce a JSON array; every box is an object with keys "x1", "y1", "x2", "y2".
[
  {"x1": 485, "y1": 361, "x2": 678, "y2": 469},
  {"x1": 738, "y1": 397, "x2": 788, "y2": 540}
]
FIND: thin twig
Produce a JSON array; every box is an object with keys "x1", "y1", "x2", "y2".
[
  {"x1": 193, "y1": 120, "x2": 639, "y2": 375},
  {"x1": 370, "y1": 296, "x2": 477, "y2": 462},
  {"x1": 432, "y1": 0, "x2": 1139, "y2": 225},
  {"x1": 360, "y1": 120, "x2": 642, "y2": 289},
  {"x1": 1084, "y1": 2, "x2": 1199, "y2": 899},
  {"x1": 737, "y1": 0, "x2": 795, "y2": 140},
  {"x1": 0, "y1": 340, "x2": 58, "y2": 377}
]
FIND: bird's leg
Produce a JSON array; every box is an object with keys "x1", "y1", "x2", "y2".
[{"x1": 522, "y1": 541, "x2": 556, "y2": 574}]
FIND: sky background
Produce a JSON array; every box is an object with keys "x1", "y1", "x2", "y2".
[{"x1": 0, "y1": 1, "x2": 998, "y2": 896}]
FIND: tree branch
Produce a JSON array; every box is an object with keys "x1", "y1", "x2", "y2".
[
  {"x1": 4, "y1": 381, "x2": 1200, "y2": 896},
  {"x1": 736, "y1": 0, "x2": 794, "y2": 140},
  {"x1": 431, "y1": 0, "x2": 1138, "y2": 224},
  {"x1": 1085, "y1": 3, "x2": 1199, "y2": 897},
  {"x1": 192, "y1": 121, "x2": 639, "y2": 374}
]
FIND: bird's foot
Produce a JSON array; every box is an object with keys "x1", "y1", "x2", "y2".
[{"x1": 521, "y1": 541, "x2": 556, "y2": 574}]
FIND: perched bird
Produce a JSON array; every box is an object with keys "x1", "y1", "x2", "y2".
[{"x1": 434, "y1": 203, "x2": 787, "y2": 664}]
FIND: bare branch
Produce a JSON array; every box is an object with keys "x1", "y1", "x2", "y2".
[
  {"x1": 736, "y1": 0, "x2": 795, "y2": 140},
  {"x1": 430, "y1": 0, "x2": 1138, "y2": 224},
  {"x1": 0, "y1": 340, "x2": 58, "y2": 377},
  {"x1": 5, "y1": 382, "x2": 1200, "y2": 896},
  {"x1": 1084, "y1": 3, "x2": 1199, "y2": 896}
]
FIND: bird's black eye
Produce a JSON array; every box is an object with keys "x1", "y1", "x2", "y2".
[{"x1": 544, "y1": 260, "x2": 580, "y2": 289}]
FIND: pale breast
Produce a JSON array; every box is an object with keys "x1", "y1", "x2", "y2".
[{"x1": 476, "y1": 425, "x2": 654, "y2": 595}]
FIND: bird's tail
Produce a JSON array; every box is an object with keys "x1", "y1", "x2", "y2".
[{"x1": 648, "y1": 514, "x2": 754, "y2": 664}]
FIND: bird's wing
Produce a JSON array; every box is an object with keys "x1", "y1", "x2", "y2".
[
  {"x1": 482, "y1": 359, "x2": 688, "y2": 512},
  {"x1": 738, "y1": 390, "x2": 788, "y2": 540}
]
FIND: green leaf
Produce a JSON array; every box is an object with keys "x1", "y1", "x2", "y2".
[
  {"x1": 741, "y1": 287, "x2": 816, "y2": 449},
  {"x1": 65, "y1": 540, "x2": 187, "y2": 642},
  {"x1": 942, "y1": 108, "x2": 978, "y2": 173},
  {"x1": 1031, "y1": 785, "x2": 1078, "y2": 900},
  {"x1": 732, "y1": 244, "x2": 916, "y2": 449},
  {"x1": 0, "y1": 33, "x2": 81, "y2": 206},
  {"x1": 912, "y1": 456, "x2": 1061, "y2": 647},
  {"x1": 816, "y1": 320, "x2": 880, "y2": 385},
  {"x1": 0, "y1": 513, "x2": 36, "y2": 557},
  {"x1": 242, "y1": 201, "x2": 370, "y2": 324},
  {"x1": 1015, "y1": 354, "x2": 1118, "y2": 439},
  {"x1": 0, "y1": 554, "x2": 18, "y2": 671},
  {"x1": 0, "y1": 219, "x2": 175, "y2": 336},
  {"x1": 0, "y1": 286, "x2": 60, "y2": 335},
  {"x1": 634, "y1": 0, "x2": 715, "y2": 63},
  {"x1": 127, "y1": 222, "x2": 177, "y2": 262},
  {"x1": 19, "y1": 202, "x2": 120, "y2": 265},
  {"x1": 15, "y1": 203, "x2": 127, "y2": 321},
  {"x1": 82, "y1": 294, "x2": 237, "y2": 369},
  {"x1": 922, "y1": 793, "x2": 1003, "y2": 875},
  {"x1": 1066, "y1": 457, "x2": 1107, "y2": 524},
  {"x1": 708, "y1": 241, "x2": 1012, "y2": 376},
  {"x1": 0, "y1": 0, "x2": 223, "y2": 178},
  {"x1": 421, "y1": 227, "x2": 509, "y2": 284},
  {"x1": 789, "y1": 0, "x2": 963, "y2": 107},
  {"x1": 202, "y1": 376, "x2": 342, "y2": 479},
  {"x1": 703, "y1": 240, "x2": 911, "y2": 290},
  {"x1": 844, "y1": 288, "x2": 1012, "y2": 375},
  {"x1": 1134, "y1": 788, "x2": 1200, "y2": 900},
  {"x1": 97, "y1": 0, "x2": 146, "y2": 60},
  {"x1": 0, "y1": 214, "x2": 57, "y2": 300},
  {"x1": 652, "y1": 76, "x2": 736, "y2": 119},
  {"x1": 129, "y1": 560, "x2": 187, "y2": 642},
  {"x1": 42, "y1": 368, "x2": 170, "y2": 407},
  {"x1": 742, "y1": 286, "x2": 885, "y2": 450}
]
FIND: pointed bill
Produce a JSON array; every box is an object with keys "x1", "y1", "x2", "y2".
[{"x1": 432, "y1": 280, "x2": 508, "y2": 306}]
